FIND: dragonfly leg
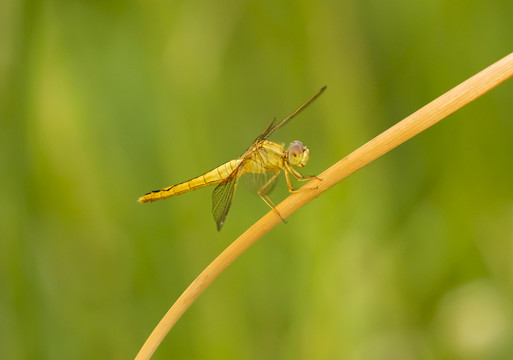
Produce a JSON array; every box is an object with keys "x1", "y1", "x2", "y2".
[
  {"x1": 258, "y1": 193, "x2": 287, "y2": 224},
  {"x1": 284, "y1": 170, "x2": 318, "y2": 193},
  {"x1": 258, "y1": 170, "x2": 280, "y2": 195},
  {"x1": 288, "y1": 166, "x2": 322, "y2": 182},
  {"x1": 257, "y1": 171, "x2": 287, "y2": 224}
]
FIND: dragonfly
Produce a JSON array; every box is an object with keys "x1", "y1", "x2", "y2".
[{"x1": 138, "y1": 86, "x2": 326, "y2": 231}]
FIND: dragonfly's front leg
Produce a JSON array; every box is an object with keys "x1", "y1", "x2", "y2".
[
  {"x1": 288, "y1": 166, "x2": 322, "y2": 182},
  {"x1": 284, "y1": 169, "x2": 319, "y2": 193}
]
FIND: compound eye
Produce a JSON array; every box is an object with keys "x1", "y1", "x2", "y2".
[
  {"x1": 288, "y1": 141, "x2": 305, "y2": 165},
  {"x1": 289, "y1": 141, "x2": 304, "y2": 154}
]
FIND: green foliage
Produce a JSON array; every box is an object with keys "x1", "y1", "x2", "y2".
[{"x1": 1, "y1": 0, "x2": 513, "y2": 358}]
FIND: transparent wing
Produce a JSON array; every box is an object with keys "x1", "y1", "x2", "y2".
[
  {"x1": 212, "y1": 166, "x2": 243, "y2": 231},
  {"x1": 242, "y1": 147, "x2": 280, "y2": 196},
  {"x1": 243, "y1": 170, "x2": 280, "y2": 196},
  {"x1": 254, "y1": 86, "x2": 326, "y2": 143},
  {"x1": 212, "y1": 139, "x2": 271, "y2": 230},
  {"x1": 212, "y1": 87, "x2": 326, "y2": 231}
]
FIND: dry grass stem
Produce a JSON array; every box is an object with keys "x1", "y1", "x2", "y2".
[{"x1": 136, "y1": 52, "x2": 513, "y2": 359}]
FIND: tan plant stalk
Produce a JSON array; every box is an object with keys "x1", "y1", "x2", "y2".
[{"x1": 136, "y1": 52, "x2": 513, "y2": 360}]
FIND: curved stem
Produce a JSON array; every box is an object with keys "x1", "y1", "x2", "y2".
[{"x1": 136, "y1": 52, "x2": 513, "y2": 360}]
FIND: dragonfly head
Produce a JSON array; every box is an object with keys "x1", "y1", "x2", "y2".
[{"x1": 288, "y1": 140, "x2": 310, "y2": 168}]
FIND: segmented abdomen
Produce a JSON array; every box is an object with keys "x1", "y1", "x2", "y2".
[{"x1": 137, "y1": 159, "x2": 241, "y2": 203}]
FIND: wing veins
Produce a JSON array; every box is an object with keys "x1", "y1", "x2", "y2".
[
  {"x1": 211, "y1": 161, "x2": 245, "y2": 231},
  {"x1": 255, "y1": 86, "x2": 326, "y2": 142},
  {"x1": 211, "y1": 86, "x2": 326, "y2": 230}
]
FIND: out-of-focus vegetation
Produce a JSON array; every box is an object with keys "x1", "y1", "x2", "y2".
[{"x1": 2, "y1": 1, "x2": 513, "y2": 359}]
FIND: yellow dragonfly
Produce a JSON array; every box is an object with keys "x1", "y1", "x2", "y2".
[{"x1": 138, "y1": 86, "x2": 326, "y2": 230}]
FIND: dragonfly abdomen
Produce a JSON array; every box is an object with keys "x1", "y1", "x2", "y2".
[{"x1": 137, "y1": 159, "x2": 241, "y2": 203}]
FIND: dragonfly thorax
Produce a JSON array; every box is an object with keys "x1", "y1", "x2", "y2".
[{"x1": 287, "y1": 140, "x2": 310, "y2": 168}]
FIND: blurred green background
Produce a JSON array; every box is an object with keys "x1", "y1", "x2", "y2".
[{"x1": 2, "y1": 0, "x2": 513, "y2": 359}]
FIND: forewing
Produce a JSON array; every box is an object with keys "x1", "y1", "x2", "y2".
[
  {"x1": 244, "y1": 87, "x2": 326, "y2": 160},
  {"x1": 259, "y1": 86, "x2": 326, "y2": 141},
  {"x1": 212, "y1": 167, "x2": 242, "y2": 231},
  {"x1": 253, "y1": 117, "x2": 276, "y2": 143}
]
